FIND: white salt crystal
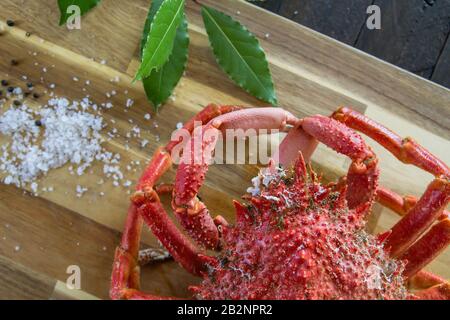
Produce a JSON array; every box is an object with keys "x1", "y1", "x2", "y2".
[
  {"x1": 123, "y1": 180, "x2": 132, "y2": 187},
  {"x1": 0, "y1": 97, "x2": 104, "y2": 187},
  {"x1": 76, "y1": 185, "x2": 88, "y2": 197},
  {"x1": 140, "y1": 139, "x2": 149, "y2": 148},
  {"x1": 4, "y1": 176, "x2": 13, "y2": 185},
  {"x1": 30, "y1": 182, "x2": 38, "y2": 193},
  {"x1": 126, "y1": 99, "x2": 134, "y2": 108}
]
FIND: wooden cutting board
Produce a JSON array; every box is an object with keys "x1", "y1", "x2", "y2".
[{"x1": 0, "y1": 0, "x2": 448, "y2": 299}]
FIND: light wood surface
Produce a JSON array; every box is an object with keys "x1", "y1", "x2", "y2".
[{"x1": 0, "y1": 0, "x2": 448, "y2": 299}]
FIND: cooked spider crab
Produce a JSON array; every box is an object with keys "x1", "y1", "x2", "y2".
[{"x1": 110, "y1": 105, "x2": 449, "y2": 300}]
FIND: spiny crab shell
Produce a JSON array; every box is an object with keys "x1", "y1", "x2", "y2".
[
  {"x1": 110, "y1": 105, "x2": 449, "y2": 300},
  {"x1": 193, "y1": 160, "x2": 408, "y2": 300}
]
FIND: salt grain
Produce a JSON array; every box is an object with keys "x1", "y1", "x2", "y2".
[
  {"x1": 123, "y1": 180, "x2": 132, "y2": 187},
  {"x1": 0, "y1": 92, "x2": 141, "y2": 197},
  {"x1": 126, "y1": 99, "x2": 134, "y2": 108},
  {"x1": 30, "y1": 182, "x2": 38, "y2": 193},
  {"x1": 0, "y1": 97, "x2": 104, "y2": 188},
  {"x1": 140, "y1": 139, "x2": 149, "y2": 148},
  {"x1": 76, "y1": 185, "x2": 88, "y2": 197}
]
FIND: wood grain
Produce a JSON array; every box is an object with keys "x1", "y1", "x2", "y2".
[
  {"x1": 0, "y1": 184, "x2": 198, "y2": 299},
  {"x1": 0, "y1": 0, "x2": 448, "y2": 299},
  {"x1": 0, "y1": 255, "x2": 55, "y2": 299}
]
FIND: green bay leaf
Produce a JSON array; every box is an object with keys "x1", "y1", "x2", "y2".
[
  {"x1": 143, "y1": 17, "x2": 189, "y2": 111},
  {"x1": 140, "y1": 0, "x2": 165, "y2": 59},
  {"x1": 201, "y1": 5, "x2": 277, "y2": 106},
  {"x1": 58, "y1": 0, "x2": 101, "y2": 26},
  {"x1": 135, "y1": 0, "x2": 185, "y2": 81},
  {"x1": 140, "y1": 0, "x2": 189, "y2": 111}
]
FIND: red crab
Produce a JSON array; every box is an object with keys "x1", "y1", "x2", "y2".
[{"x1": 110, "y1": 105, "x2": 450, "y2": 300}]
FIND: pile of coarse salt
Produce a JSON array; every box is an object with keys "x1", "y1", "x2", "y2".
[{"x1": 0, "y1": 96, "x2": 123, "y2": 195}]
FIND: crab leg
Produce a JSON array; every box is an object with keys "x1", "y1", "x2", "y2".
[
  {"x1": 172, "y1": 108, "x2": 299, "y2": 249},
  {"x1": 384, "y1": 177, "x2": 449, "y2": 257},
  {"x1": 376, "y1": 186, "x2": 449, "y2": 219},
  {"x1": 137, "y1": 193, "x2": 216, "y2": 275},
  {"x1": 272, "y1": 122, "x2": 319, "y2": 167},
  {"x1": 110, "y1": 104, "x2": 240, "y2": 300},
  {"x1": 330, "y1": 107, "x2": 450, "y2": 260},
  {"x1": 410, "y1": 270, "x2": 450, "y2": 300},
  {"x1": 376, "y1": 187, "x2": 417, "y2": 216},
  {"x1": 110, "y1": 204, "x2": 143, "y2": 299},
  {"x1": 332, "y1": 107, "x2": 449, "y2": 177},
  {"x1": 376, "y1": 186, "x2": 449, "y2": 279},
  {"x1": 415, "y1": 283, "x2": 450, "y2": 300},
  {"x1": 301, "y1": 115, "x2": 379, "y2": 211},
  {"x1": 399, "y1": 217, "x2": 450, "y2": 278},
  {"x1": 407, "y1": 270, "x2": 448, "y2": 290}
]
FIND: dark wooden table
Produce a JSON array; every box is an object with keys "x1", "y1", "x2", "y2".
[{"x1": 254, "y1": 0, "x2": 450, "y2": 88}]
